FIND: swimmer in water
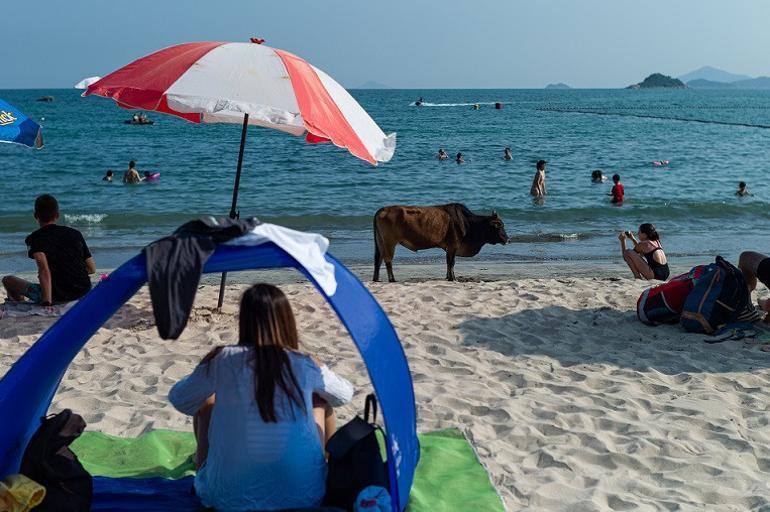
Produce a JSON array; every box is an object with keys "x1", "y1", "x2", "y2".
[
  {"x1": 503, "y1": 148, "x2": 513, "y2": 161},
  {"x1": 736, "y1": 181, "x2": 751, "y2": 197},
  {"x1": 102, "y1": 170, "x2": 113, "y2": 182},
  {"x1": 437, "y1": 149, "x2": 449, "y2": 161},
  {"x1": 610, "y1": 174, "x2": 624, "y2": 204},
  {"x1": 591, "y1": 170, "x2": 607, "y2": 183},
  {"x1": 530, "y1": 160, "x2": 547, "y2": 198},
  {"x1": 455, "y1": 152, "x2": 465, "y2": 164}
]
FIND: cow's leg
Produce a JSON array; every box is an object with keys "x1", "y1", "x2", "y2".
[
  {"x1": 446, "y1": 250, "x2": 456, "y2": 281},
  {"x1": 386, "y1": 261, "x2": 396, "y2": 283},
  {"x1": 373, "y1": 239, "x2": 382, "y2": 282},
  {"x1": 381, "y1": 242, "x2": 397, "y2": 283}
]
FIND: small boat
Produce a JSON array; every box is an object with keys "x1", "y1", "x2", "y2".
[
  {"x1": 36, "y1": 96, "x2": 55, "y2": 103},
  {"x1": 125, "y1": 113, "x2": 154, "y2": 125}
]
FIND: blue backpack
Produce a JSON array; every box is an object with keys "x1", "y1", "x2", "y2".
[{"x1": 680, "y1": 256, "x2": 750, "y2": 334}]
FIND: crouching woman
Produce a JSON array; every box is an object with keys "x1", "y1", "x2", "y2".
[
  {"x1": 169, "y1": 283, "x2": 354, "y2": 511},
  {"x1": 618, "y1": 223, "x2": 670, "y2": 281}
]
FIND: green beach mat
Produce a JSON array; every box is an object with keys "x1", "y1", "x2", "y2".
[{"x1": 72, "y1": 428, "x2": 504, "y2": 511}]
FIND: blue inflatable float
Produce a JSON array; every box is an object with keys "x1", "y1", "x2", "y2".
[{"x1": 0, "y1": 240, "x2": 419, "y2": 511}]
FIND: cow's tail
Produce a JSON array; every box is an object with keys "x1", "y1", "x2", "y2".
[{"x1": 373, "y1": 210, "x2": 382, "y2": 280}]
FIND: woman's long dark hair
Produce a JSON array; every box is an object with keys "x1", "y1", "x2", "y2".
[
  {"x1": 639, "y1": 223, "x2": 660, "y2": 241},
  {"x1": 238, "y1": 283, "x2": 305, "y2": 422},
  {"x1": 238, "y1": 283, "x2": 305, "y2": 423}
]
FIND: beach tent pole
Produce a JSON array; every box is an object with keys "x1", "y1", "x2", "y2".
[{"x1": 218, "y1": 113, "x2": 250, "y2": 309}]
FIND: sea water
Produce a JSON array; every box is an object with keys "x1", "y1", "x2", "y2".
[{"x1": 1, "y1": 88, "x2": 769, "y2": 274}]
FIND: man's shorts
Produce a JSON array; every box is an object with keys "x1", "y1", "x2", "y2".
[
  {"x1": 23, "y1": 283, "x2": 43, "y2": 303},
  {"x1": 758, "y1": 257, "x2": 770, "y2": 289}
]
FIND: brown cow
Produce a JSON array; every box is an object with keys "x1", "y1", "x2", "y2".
[{"x1": 373, "y1": 203, "x2": 508, "y2": 282}]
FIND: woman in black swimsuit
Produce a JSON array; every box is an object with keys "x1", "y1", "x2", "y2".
[{"x1": 618, "y1": 223, "x2": 670, "y2": 281}]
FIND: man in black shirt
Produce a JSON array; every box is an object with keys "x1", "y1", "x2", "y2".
[{"x1": 2, "y1": 195, "x2": 96, "y2": 305}]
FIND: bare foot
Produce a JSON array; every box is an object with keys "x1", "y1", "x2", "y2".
[{"x1": 760, "y1": 299, "x2": 770, "y2": 324}]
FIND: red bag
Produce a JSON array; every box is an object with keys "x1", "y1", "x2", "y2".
[{"x1": 637, "y1": 266, "x2": 706, "y2": 325}]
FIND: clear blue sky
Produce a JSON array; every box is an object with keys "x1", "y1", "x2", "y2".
[{"x1": 3, "y1": 0, "x2": 770, "y2": 89}]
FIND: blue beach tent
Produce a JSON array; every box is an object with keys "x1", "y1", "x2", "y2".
[
  {"x1": 0, "y1": 240, "x2": 419, "y2": 511},
  {"x1": 0, "y1": 99, "x2": 43, "y2": 148}
]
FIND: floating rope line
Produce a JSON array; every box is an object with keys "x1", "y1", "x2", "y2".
[
  {"x1": 537, "y1": 107, "x2": 770, "y2": 129},
  {"x1": 539, "y1": 104, "x2": 770, "y2": 111}
]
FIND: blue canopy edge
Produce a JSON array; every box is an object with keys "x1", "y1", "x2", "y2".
[{"x1": 0, "y1": 242, "x2": 419, "y2": 511}]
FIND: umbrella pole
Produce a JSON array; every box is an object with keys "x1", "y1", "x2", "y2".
[{"x1": 217, "y1": 113, "x2": 250, "y2": 310}]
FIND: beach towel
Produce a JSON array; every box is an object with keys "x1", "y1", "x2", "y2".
[
  {"x1": 228, "y1": 223, "x2": 337, "y2": 296},
  {"x1": 0, "y1": 301, "x2": 75, "y2": 319},
  {"x1": 70, "y1": 429, "x2": 504, "y2": 512}
]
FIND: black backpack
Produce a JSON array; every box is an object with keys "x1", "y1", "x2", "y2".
[
  {"x1": 20, "y1": 409, "x2": 93, "y2": 512},
  {"x1": 323, "y1": 394, "x2": 389, "y2": 511}
]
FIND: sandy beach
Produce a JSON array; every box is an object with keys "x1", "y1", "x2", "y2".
[{"x1": 2, "y1": 274, "x2": 769, "y2": 511}]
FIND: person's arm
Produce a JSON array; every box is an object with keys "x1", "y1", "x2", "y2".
[
  {"x1": 618, "y1": 232, "x2": 628, "y2": 253},
  {"x1": 306, "y1": 355, "x2": 354, "y2": 407},
  {"x1": 32, "y1": 252, "x2": 53, "y2": 304},
  {"x1": 168, "y1": 355, "x2": 218, "y2": 415},
  {"x1": 79, "y1": 233, "x2": 96, "y2": 275},
  {"x1": 85, "y1": 257, "x2": 96, "y2": 275}
]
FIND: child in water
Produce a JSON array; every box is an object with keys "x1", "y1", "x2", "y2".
[
  {"x1": 437, "y1": 149, "x2": 448, "y2": 161},
  {"x1": 591, "y1": 170, "x2": 606, "y2": 183},
  {"x1": 455, "y1": 152, "x2": 465, "y2": 164},
  {"x1": 503, "y1": 148, "x2": 513, "y2": 161},
  {"x1": 736, "y1": 181, "x2": 751, "y2": 197},
  {"x1": 102, "y1": 170, "x2": 113, "y2": 182},
  {"x1": 610, "y1": 174, "x2": 624, "y2": 204}
]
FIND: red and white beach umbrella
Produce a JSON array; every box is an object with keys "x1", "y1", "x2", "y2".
[
  {"x1": 84, "y1": 39, "x2": 396, "y2": 307},
  {"x1": 83, "y1": 40, "x2": 395, "y2": 165}
]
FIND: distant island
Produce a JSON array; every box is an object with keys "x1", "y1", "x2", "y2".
[
  {"x1": 679, "y1": 66, "x2": 751, "y2": 84},
  {"x1": 686, "y1": 76, "x2": 770, "y2": 90},
  {"x1": 353, "y1": 80, "x2": 393, "y2": 89},
  {"x1": 545, "y1": 83, "x2": 571, "y2": 90},
  {"x1": 678, "y1": 66, "x2": 770, "y2": 89},
  {"x1": 627, "y1": 73, "x2": 686, "y2": 89},
  {"x1": 686, "y1": 78, "x2": 736, "y2": 89}
]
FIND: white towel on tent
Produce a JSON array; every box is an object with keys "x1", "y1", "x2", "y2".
[{"x1": 226, "y1": 223, "x2": 337, "y2": 296}]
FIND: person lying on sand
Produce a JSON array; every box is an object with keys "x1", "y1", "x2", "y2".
[
  {"x1": 739, "y1": 251, "x2": 770, "y2": 323},
  {"x1": 618, "y1": 223, "x2": 669, "y2": 281},
  {"x1": 169, "y1": 284, "x2": 354, "y2": 511},
  {"x1": 2, "y1": 194, "x2": 95, "y2": 306}
]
